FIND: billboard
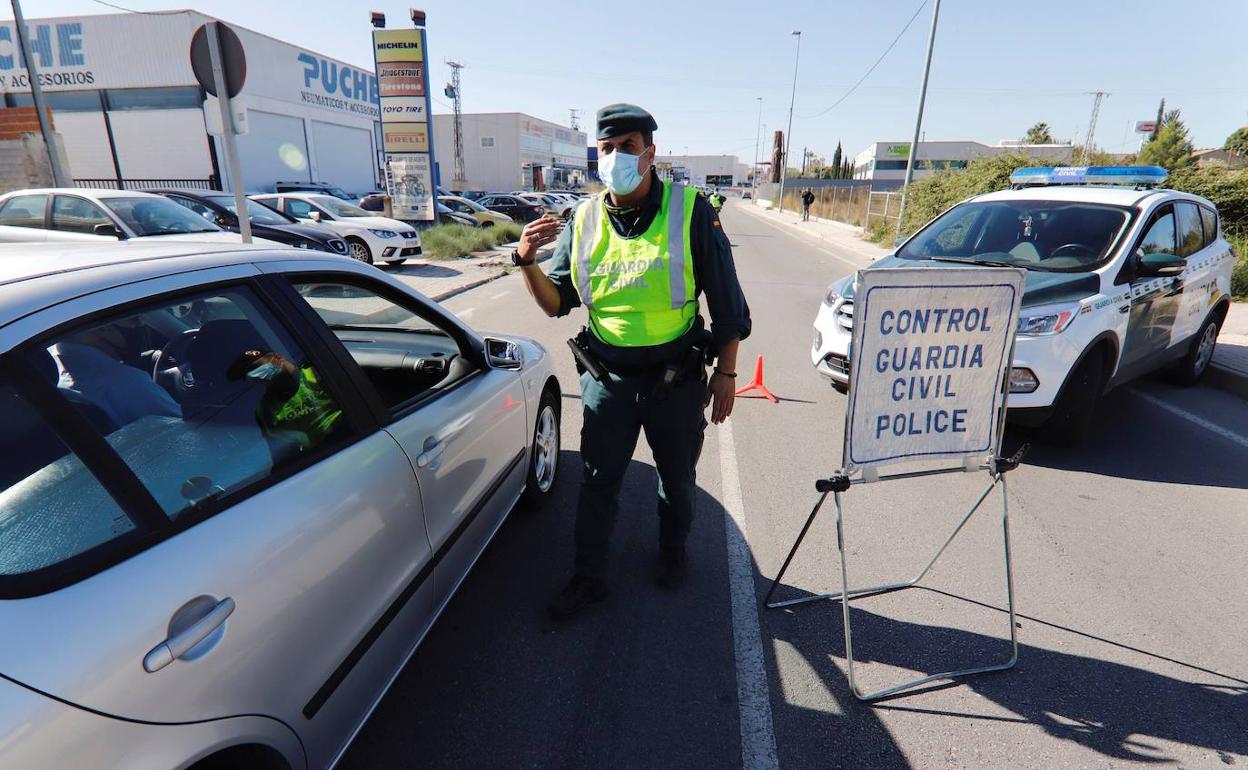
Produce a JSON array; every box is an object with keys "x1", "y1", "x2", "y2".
[{"x1": 372, "y1": 26, "x2": 435, "y2": 221}]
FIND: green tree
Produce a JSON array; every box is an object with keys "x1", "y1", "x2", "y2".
[
  {"x1": 1150, "y1": 98, "x2": 1165, "y2": 142},
  {"x1": 1137, "y1": 109, "x2": 1194, "y2": 171},
  {"x1": 1225, "y1": 127, "x2": 1248, "y2": 158},
  {"x1": 1024, "y1": 122, "x2": 1056, "y2": 144},
  {"x1": 831, "y1": 142, "x2": 843, "y2": 179}
]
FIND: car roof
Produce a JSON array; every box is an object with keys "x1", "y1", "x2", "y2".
[
  {"x1": 0, "y1": 241, "x2": 355, "y2": 331},
  {"x1": 973, "y1": 185, "x2": 1208, "y2": 209},
  {"x1": 1, "y1": 188, "x2": 164, "y2": 201}
]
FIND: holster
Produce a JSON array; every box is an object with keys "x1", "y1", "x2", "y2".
[{"x1": 567, "y1": 332, "x2": 608, "y2": 382}]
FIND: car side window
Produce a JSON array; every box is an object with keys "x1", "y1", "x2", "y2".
[
  {"x1": 1199, "y1": 206, "x2": 1219, "y2": 247},
  {"x1": 1175, "y1": 202, "x2": 1204, "y2": 258},
  {"x1": 51, "y1": 196, "x2": 112, "y2": 234},
  {"x1": 29, "y1": 285, "x2": 351, "y2": 520},
  {"x1": 0, "y1": 194, "x2": 49, "y2": 228},
  {"x1": 1138, "y1": 207, "x2": 1176, "y2": 256},
  {"x1": 0, "y1": 377, "x2": 135, "y2": 576},
  {"x1": 284, "y1": 198, "x2": 313, "y2": 218},
  {"x1": 288, "y1": 278, "x2": 476, "y2": 411}
]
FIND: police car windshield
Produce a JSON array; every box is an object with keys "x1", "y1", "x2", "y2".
[
  {"x1": 104, "y1": 197, "x2": 221, "y2": 236},
  {"x1": 896, "y1": 200, "x2": 1131, "y2": 272},
  {"x1": 311, "y1": 196, "x2": 370, "y2": 218}
]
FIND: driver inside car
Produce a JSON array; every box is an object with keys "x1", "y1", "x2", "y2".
[{"x1": 227, "y1": 349, "x2": 343, "y2": 454}]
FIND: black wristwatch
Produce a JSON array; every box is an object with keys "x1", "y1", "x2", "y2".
[{"x1": 511, "y1": 249, "x2": 535, "y2": 267}]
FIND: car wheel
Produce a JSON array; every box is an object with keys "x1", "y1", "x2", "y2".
[
  {"x1": 1040, "y1": 351, "x2": 1106, "y2": 447},
  {"x1": 346, "y1": 237, "x2": 372, "y2": 264},
  {"x1": 520, "y1": 388, "x2": 560, "y2": 509},
  {"x1": 1166, "y1": 315, "x2": 1220, "y2": 386},
  {"x1": 481, "y1": 220, "x2": 494, "y2": 228}
]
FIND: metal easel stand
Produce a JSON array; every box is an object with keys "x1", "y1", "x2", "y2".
[{"x1": 762, "y1": 446, "x2": 1028, "y2": 702}]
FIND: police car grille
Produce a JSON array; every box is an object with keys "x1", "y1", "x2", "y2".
[
  {"x1": 835, "y1": 300, "x2": 854, "y2": 331},
  {"x1": 823, "y1": 353, "x2": 851, "y2": 375}
]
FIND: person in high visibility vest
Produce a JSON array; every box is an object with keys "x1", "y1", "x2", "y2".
[
  {"x1": 513, "y1": 104, "x2": 751, "y2": 620},
  {"x1": 709, "y1": 189, "x2": 724, "y2": 211}
]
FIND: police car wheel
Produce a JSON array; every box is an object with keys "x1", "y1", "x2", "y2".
[
  {"x1": 347, "y1": 238, "x2": 372, "y2": 264},
  {"x1": 1167, "y1": 316, "x2": 1220, "y2": 387},
  {"x1": 1041, "y1": 351, "x2": 1106, "y2": 446},
  {"x1": 520, "y1": 390, "x2": 561, "y2": 509}
]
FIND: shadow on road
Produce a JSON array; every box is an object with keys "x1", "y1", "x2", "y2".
[
  {"x1": 388, "y1": 263, "x2": 463, "y2": 278},
  {"x1": 340, "y1": 442, "x2": 1245, "y2": 769}
]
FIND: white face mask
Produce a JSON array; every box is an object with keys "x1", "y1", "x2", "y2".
[{"x1": 598, "y1": 148, "x2": 648, "y2": 195}]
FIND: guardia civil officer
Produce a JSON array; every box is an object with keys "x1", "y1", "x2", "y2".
[{"x1": 512, "y1": 104, "x2": 751, "y2": 620}]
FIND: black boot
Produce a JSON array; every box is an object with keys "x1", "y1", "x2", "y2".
[
  {"x1": 655, "y1": 545, "x2": 689, "y2": 590},
  {"x1": 547, "y1": 575, "x2": 609, "y2": 620}
]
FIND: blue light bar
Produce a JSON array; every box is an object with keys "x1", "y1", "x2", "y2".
[{"x1": 1009, "y1": 165, "x2": 1169, "y2": 188}]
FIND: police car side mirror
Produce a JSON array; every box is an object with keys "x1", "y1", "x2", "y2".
[{"x1": 1136, "y1": 251, "x2": 1185, "y2": 278}]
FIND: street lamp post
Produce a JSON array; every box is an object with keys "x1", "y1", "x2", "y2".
[
  {"x1": 10, "y1": 0, "x2": 69, "y2": 187},
  {"x1": 752, "y1": 96, "x2": 762, "y2": 197},
  {"x1": 894, "y1": 0, "x2": 941, "y2": 238},
  {"x1": 777, "y1": 30, "x2": 801, "y2": 214}
]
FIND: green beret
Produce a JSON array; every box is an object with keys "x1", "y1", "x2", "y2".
[{"x1": 596, "y1": 103, "x2": 658, "y2": 140}]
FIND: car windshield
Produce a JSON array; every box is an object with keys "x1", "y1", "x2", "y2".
[
  {"x1": 896, "y1": 199, "x2": 1131, "y2": 271},
  {"x1": 458, "y1": 198, "x2": 487, "y2": 212},
  {"x1": 207, "y1": 195, "x2": 292, "y2": 226},
  {"x1": 103, "y1": 197, "x2": 222, "y2": 236},
  {"x1": 325, "y1": 187, "x2": 353, "y2": 200},
  {"x1": 312, "y1": 196, "x2": 370, "y2": 218}
]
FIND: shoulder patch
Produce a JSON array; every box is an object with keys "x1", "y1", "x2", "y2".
[{"x1": 712, "y1": 219, "x2": 722, "y2": 229}]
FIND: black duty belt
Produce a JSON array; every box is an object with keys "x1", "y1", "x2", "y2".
[{"x1": 568, "y1": 328, "x2": 714, "y2": 402}]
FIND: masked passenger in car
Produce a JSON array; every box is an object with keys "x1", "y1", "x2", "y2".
[{"x1": 227, "y1": 349, "x2": 343, "y2": 454}]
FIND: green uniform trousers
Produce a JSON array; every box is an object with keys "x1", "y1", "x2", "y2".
[{"x1": 574, "y1": 368, "x2": 708, "y2": 579}]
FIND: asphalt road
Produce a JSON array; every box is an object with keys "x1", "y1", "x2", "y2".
[{"x1": 340, "y1": 200, "x2": 1248, "y2": 769}]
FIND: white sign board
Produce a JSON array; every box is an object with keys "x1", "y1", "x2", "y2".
[
  {"x1": 843, "y1": 267, "x2": 1025, "y2": 473},
  {"x1": 386, "y1": 154, "x2": 433, "y2": 222}
]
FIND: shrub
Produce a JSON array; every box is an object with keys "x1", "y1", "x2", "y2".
[
  {"x1": 1230, "y1": 233, "x2": 1248, "y2": 298},
  {"x1": 421, "y1": 222, "x2": 522, "y2": 260}
]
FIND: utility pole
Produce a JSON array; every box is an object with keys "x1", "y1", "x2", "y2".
[
  {"x1": 10, "y1": 0, "x2": 69, "y2": 187},
  {"x1": 445, "y1": 59, "x2": 467, "y2": 185},
  {"x1": 1082, "y1": 91, "x2": 1108, "y2": 163},
  {"x1": 895, "y1": 0, "x2": 940, "y2": 239},
  {"x1": 752, "y1": 96, "x2": 762, "y2": 196},
  {"x1": 569, "y1": 108, "x2": 581, "y2": 132},
  {"x1": 777, "y1": 30, "x2": 801, "y2": 213}
]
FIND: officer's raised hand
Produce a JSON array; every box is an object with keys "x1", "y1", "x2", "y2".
[{"x1": 517, "y1": 215, "x2": 563, "y2": 264}]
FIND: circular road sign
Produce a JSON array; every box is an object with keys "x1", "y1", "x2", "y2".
[{"x1": 190, "y1": 22, "x2": 246, "y2": 99}]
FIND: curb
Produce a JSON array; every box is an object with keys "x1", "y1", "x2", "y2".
[
  {"x1": 427, "y1": 247, "x2": 554, "y2": 303},
  {"x1": 1207, "y1": 364, "x2": 1248, "y2": 400}
]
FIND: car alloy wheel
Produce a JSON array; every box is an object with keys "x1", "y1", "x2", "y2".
[
  {"x1": 348, "y1": 239, "x2": 372, "y2": 263},
  {"x1": 1193, "y1": 321, "x2": 1217, "y2": 376},
  {"x1": 533, "y1": 404, "x2": 559, "y2": 493}
]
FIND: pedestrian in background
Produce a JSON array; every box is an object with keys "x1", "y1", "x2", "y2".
[
  {"x1": 801, "y1": 188, "x2": 815, "y2": 221},
  {"x1": 512, "y1": 104, "x2": 751, "y2": 620}
]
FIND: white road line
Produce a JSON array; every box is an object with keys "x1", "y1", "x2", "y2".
[
  {"x1": 719, "y1": 419, "x2": 780, "y2": 770},
  {"x1": 456, "y1": 307, "x2": 477, "y2": 318},
  {"x1": 1132, "y1": 389, "x2": 1248, "y2": 450},
  {"x1": 489, "y1": 290, "x2": 510, "y2": 300}
]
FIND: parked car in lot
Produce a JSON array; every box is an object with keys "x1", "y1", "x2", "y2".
[
  {"x1": 152, "y1": 188, "x2": 349, "y2": 256},
  {"x1": 437, "y1": 202, "x2": 482, "y2": 228},
  {"x1": 253, "y1": 193, "x2": 421, "y2": 266},
  {"x1": 476, "y1": 194, "x2": 544, "y2": 224},
  {"x1": 440, "y1": 195, "x2": 513, "y2": 227},
  {"x1": 0, "y1": 189, "x2": 284, "y2": 246},
  {"x1": 0, "y1": 240, "x2": 562, "y2": 770},
  {"x1": 812, "y1": 166, "x2": 1236, "y2": 444},
  {"x1": 519, "y1": 193, "x2": 575, "y2": 219},
  {"x1": 274, "y1": 180, "x2": 356, "y2": 201},
  {"x1": 457, "y1": 190, "x2": 489, "y2": 201}
]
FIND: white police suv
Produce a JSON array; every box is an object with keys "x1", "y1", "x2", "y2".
[{"x1": 813, "y1": 166, "x2": 1236, "y2": 444}]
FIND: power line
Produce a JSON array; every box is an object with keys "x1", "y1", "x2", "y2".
[
  {"x1": 798, "y1": 0, "x2": 928, "y2": 120},
  {"x1": 88, "y1": 0, "x2": 180, "y2": 14}
]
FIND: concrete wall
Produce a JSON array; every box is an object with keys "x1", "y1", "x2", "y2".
[{"x1": 0, "y1": 108, "x2": 72, "y2": 192}]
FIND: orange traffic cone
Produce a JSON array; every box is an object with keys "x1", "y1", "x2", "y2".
[{"x1": 734, "y1": 355, "x2": 779, "y2": 403}]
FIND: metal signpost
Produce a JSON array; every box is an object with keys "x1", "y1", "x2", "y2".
[
  {"x1": 191, "y1": 21, "x2": 251, "y2": 243},
  {"x1": 372, "y1": 17, "x2": 437, "y2": 223},
  {"x1": 764, "y1": 266, "x2": 1027, "y2": 701}
]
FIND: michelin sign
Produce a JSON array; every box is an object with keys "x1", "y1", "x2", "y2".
[{"x1": 843, "y1": 267, "x2": 1025, "y2": 473}]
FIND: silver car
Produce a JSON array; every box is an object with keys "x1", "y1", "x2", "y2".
[{"x1": 0, "y1": 241, "x2": 562, "y2": 769}]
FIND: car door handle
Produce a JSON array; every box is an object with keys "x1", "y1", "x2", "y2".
[
  {"x1": 416, "y1": 437, "x2": 445, "y2": 469},
  {"x1": 143, "y1": 597, "x2": 235, "y2": 673}
]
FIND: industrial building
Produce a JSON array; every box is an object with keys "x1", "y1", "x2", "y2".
[
  {"x1": 431, "y1": 112, "x2": 588, "y2": 192},
  {"x1": 1, "y1": 10, "x2": 384, "y2": 195},
  {"x1": 852, "y1": 140, "x2": 1075, "y2": 187},
  {"x1": 652, "y1": 154, "x2": 749, "y2": 187}
]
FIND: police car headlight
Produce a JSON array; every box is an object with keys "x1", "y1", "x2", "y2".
[
  {"x1": 823, "y1": 277, "x2": 851, "y2": 306},
  {"x1": 1017, "y1": 304, "x2": 1079, "y2": 336},
  {"x1": 369, "y1": 229, "x2": 398, "y2": 238},
  {"x1": 1009, "y1": 368, "x2": 1039, "y2": 393}
]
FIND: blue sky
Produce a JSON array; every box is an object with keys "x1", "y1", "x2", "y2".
[{"x1": 14, "y1": 0, "x2": 1248, "y2": 164}]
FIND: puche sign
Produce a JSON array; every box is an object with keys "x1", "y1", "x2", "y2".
[{"x1": 843, "y1": 267, "x2": 1025, "y2": 472}]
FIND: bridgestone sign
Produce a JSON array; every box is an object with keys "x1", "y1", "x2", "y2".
[{"x1": 843, "y1": 267, "x2": 1025, "y2": 473}]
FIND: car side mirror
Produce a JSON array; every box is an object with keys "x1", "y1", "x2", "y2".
[
  {"x1": 308, "y1": 210, "x2": 322, "y2": 222},
  {"x1": 485, "y1": 337, "x2": 524, "y2": 370},
  {"x1": 214, "y1": 213, "x2": 235, "y2": 228},
  {"x1": 93, "y1": 222, "x2": 124, "y2": 239},
  {"x1": 1136, "y1": 250, "x2": 1185, "y2": 278}
]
